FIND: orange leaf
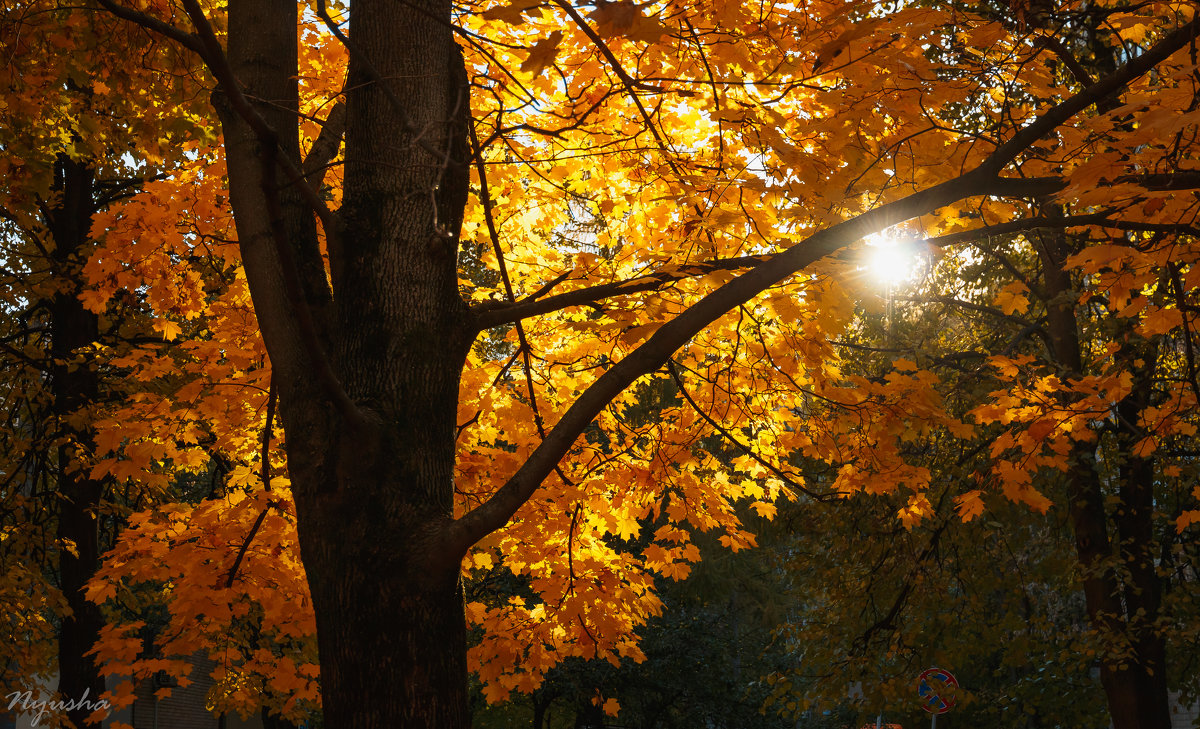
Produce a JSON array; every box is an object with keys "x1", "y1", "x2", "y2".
[{"x1": 954, "y1": 490, "x2": 986, "y2": 522}]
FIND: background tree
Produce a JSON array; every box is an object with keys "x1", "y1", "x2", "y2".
[
  {"x1": 0, "y1": 5, "x2": 219, "y2": 725},
  {"x1": 0, "y1": 3, "x2": 315, "y2": 726},
  {"x1": 764, "y1": 62, "x2": 1200, "y2": 724}
]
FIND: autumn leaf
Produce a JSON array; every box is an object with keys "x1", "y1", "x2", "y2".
[
  {"x1": 589, "y1": 0, "x2": 669, "y2": 43},
  {"x1": 79, "y1": 287, "x2": 111, "y2": 313},
  {"x1": 812, "y1": 18, "x2": 883, "y2": 71},
  {"x1": 897, "y1": 493, "x2": 932, "y2": 530},
  {"x1": 480, "y1": 0, "x2": 541, "y2": 24},
  {"x1": 153, "y1": 317, "x2": 182, "y2": 340},
  {"x1": 1132, "y1": 436, "x2": 1157, "y2": 458},
  {"x1": 954, "y1": 490, "x2": 986, "y2": 522},
  {"x1": 24, "y1": 0, "x2": 1200, "y2": 724},
  {"x1": 1176, "y1": 510, "x2": 1200, "y2": 533},
  {"x1": 993, "y1": 281, "x2": 1031, "y2": 316},
  {"x1": 1138, "y1": 306, "x2": 1183, "y2": 337},
  {"x1": 521, "y1": 30, "x2": 563, "y2": 75}
]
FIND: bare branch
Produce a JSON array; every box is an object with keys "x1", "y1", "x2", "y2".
[
  {"x1": 1039, "y1": 35, "x2": 1095, "y2": 88},
  {"x1": 924, "y1": 213, "x2": 1111, "y2": 247},
  {"x1": 548, "y1": 0, "x2": 665, "y2": 94},
  {"x1": 91, "y1": 0, "x2": 205, "y2": 54},
  {"x1": 666, "y1": 360, "x2": 833, "y2": 502},
  {"x1": 224, "y1": 379, "x2": 276, "y2": 589},
  {"x1": 925, "y1": 212, "x2": 1200, "y2": 248}
]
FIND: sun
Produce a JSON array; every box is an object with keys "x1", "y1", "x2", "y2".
[{"x1": 864, "y1": 233, "x2": 921, "y2": 286}]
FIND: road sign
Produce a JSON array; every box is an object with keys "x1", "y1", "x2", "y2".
[{"x1": 917, "y1": 667, "x2": 958, "y2": 715}]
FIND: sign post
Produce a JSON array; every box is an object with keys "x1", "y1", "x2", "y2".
[{"x1": 916, "y1": 667, "x2": 958, "y2": 729}]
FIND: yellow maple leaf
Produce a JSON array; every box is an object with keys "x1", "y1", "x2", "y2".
[
  {"x1": 993, "y1": 282, "x2": 1031, "y2": 315},
  {"x1": 154, "y1": 317, "x2": 182, "y2": 340}
]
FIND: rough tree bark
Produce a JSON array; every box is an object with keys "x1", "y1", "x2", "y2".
[{"x1": 217, "y1": 0, "x2": 474, "y2": 725}]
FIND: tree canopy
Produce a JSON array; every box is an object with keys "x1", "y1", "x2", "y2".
[{"x1": 4, "y1": 0, "x2": 1200, "y2": 727}]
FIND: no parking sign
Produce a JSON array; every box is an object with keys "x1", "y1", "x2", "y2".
[{"x1": 917, "y1": 667, "x2": 958, "y2": 719}]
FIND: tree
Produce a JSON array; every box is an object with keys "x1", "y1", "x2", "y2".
[
  {"x1": 761, "y1": 40, "x2": 1200, "y2": 720},
  {"x1": 74, "y1": 0, "x2": 1200, "y2": 727},
  {"x1": 0, "y1": 4, "x2": 223, "y2": 725},
  {"x1": 0, "y1": 5, "x2": 313, "y2": 727}
]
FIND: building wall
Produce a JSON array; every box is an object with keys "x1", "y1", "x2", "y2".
[
  {"x1": 1171, "y1": 691, "x2": 1200, "y2": 729},
  {"x1": 127, "y1": 654, "x2": 218, "y2": 729}
]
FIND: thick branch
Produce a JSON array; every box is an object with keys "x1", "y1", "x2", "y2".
[
  {"x1": 91, "y1": 0, "x2": 205, "y2": 54},
  {"x1": 926, "y1": 210, "x2": 1200, "y2": 249},
  {"x1": 100, "y1": 0, "x2": 362, "y2": 426},
  {"x1": 446, "y1": 171, "x2": 994, "y2": 555},
  {"x1": 174, "y1": 0, "x2": 366, "y2": 430},
  {"x1": 1040, "y1": 35, "x2": 1096, "y2": 88},
  {"x1": 982, "y1": 18, "x2": 1199, "y2": 176},
  {"x1": 443, "y1": 18, "x2": 1200, "y2": 558},
  {"x1": 475, "y1": 169, "x2": 1200, "y2": 329},
  {"x1": 924, "y1": 213, "x2": 1111, "y2": 247}
]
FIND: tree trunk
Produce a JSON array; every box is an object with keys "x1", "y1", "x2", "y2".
[
  {"x1": 46, "y1": 156, "x2": 106, "y2": 728},
  {"x1": 1039, "y1": 230, "x2": 1170, "y2": 729},
  {"x1": 220, "y1": 0, "x2": 473, "y2": 725},
  {"x1": 204, "y1": 4, "x2": 1200, "y2": 729},
  {"x1": 1112, "y1": 330, "x2": 1171, "y2": 729},
  {"x1": 532, "y1": 692, "x2": 551, "y2": 729}
]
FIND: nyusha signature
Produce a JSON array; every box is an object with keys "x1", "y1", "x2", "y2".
[{"x1": 6, "y1": 689, "x2": 111, "y2": 727}]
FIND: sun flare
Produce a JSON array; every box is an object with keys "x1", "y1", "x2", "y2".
[{"x1": 864, "y1": 233, "x2": 920, "y2": 286}]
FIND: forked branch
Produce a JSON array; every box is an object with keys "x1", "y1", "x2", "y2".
[{"x1": 102, "y1": 0, "x2": 367, "y2": 431}]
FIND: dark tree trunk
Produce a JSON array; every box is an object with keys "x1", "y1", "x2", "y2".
[
  {"x1": 1039, "y1": 231, "x2": 1170, "y2": 729},
  {"x1": 46, "y1": 156, "x2": 106, "y2": 728},
  {"x1": 1112, "y1": 331, "x2": 1171, "y2": 729},
  {"x1": 220, "y1": 0, "x2": 473, "y2": 725},
  {"x1": 532, "y1": 692, "x2": 552, "y2": 729},
  {"x1": 574, "y1": 701, "x2": 605, "y2": 729}
]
